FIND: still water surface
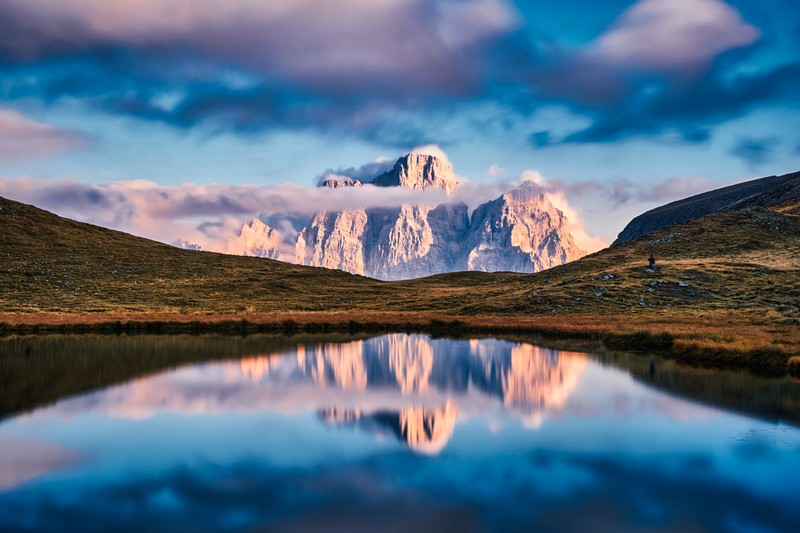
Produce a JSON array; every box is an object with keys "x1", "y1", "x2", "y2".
[{"x1": 1, "y1": 334, "x2": 798, "y2": 532}]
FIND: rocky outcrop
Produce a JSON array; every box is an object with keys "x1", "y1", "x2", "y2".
[
  {"x1": 296, "y1": 209, "x2": 369, "y2": 274},
  {"x1": 500, "y1": 344, "x2": 586, "y2": 414},
  {"x1": 171, "y1": 239, "x2": 202, "y2": 251},
  {"x1": 303, "y1": 334, "x2": 587, "y2": 452},
  {"x1": 318, "y1": 402, "x2": 457, "y2": 455},
  {"x1": 363, "y1": 202, "x2": 470, "y2": 279},
  {"x1": 224, "y1": 153, "x2": 584, "y2": 280},
  {"x1": 295, "y1": 154, "x2": 472, "y2": 278},
  {"x1": 298, "y1": 340, "x2": 368, "y2": 391},
  {"x1": 613, "y1": 170, "x2": 800, "y2": 245},
  {"x1": 372, "y1": 153, "x2": 457, "y2": 192},
  {"x1": 228, "y1": 218, "x2": 285, "y2": 260},
  {"x1": 320, "y1": 176, "x2": 362, "y2": 189},
  {"x1": 464, "y1": 181, "x2": 584, "y2": 273}
]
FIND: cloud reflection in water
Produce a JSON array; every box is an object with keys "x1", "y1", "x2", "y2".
[{"x1": 1, "y1": 335, "x2": 798, "y2": 533}]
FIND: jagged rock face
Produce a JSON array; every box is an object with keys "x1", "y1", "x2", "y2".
[
  {"x1": 318, "y1": 403, "x2": 458, "y2": 455},
  {"x1": 297, "y1": 340, "x2": 368, "y2": 391},
  {"x1": 372, "y1": 153, "x2": 457, "y2": 192},
  {"x1": 296, "y1": 155, "x2": 469, "y2": 278},
  {"x1": 320, "y1": 176, "x2": 362, "y2": 189},
  {"x1": 228, "y1": 218, "x2": 285, "y2": 260},
  {"x1": 500, "y1": 345, "x2": 586, "y2": 414},
  {"x1": 464, "y1": 181, "x2": 584, "y2": 273},
  {"x1": 364, "y1": 202, "x2": 470, "y2": 279},
  {"x1": 388, "y1": 334, "x2": 434, "y2": 394},
  {"x1": 296, "y1": 208, "x2": 369, "y2": 274},
  {"x1": 227, "y1": 154, "x2": 584, "y2": 280}
]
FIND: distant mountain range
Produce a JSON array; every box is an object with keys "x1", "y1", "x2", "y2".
[
  {"x1": 177, "y1": 154, "x2": 585, "y2": 280},
  {"x1": 2, "y1": 165, "x2": 798, "y2": 361}
]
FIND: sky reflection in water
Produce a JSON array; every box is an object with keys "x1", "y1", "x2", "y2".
[{"x1": 1, "y1": 334, "x2": 798, "y2": 532}]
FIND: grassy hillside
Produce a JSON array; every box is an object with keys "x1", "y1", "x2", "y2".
[
  {"x1": 0, "y1": 196, "x2": 391, "y2": 313},
  {"x1": 613, "y1": 170, "x2": 799, "y2": 244},
  {"x1": 1, "y1": 192, "x2": 799, "y2": 367}
]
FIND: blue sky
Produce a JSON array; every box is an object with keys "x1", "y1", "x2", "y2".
[{"x1": 0, "y1": 0, "x2": 798, "y2": 247}]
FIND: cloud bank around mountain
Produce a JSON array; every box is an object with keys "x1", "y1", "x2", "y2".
[
  {"x1": 1, "y1": 141, "x2": 742, "y2": 257},
  {"x1": 0, "y1": 176, "x2": 451, "y2": 252},
  {"x1": 0, "y1": 170, "x2": 613, "y2": 255}
]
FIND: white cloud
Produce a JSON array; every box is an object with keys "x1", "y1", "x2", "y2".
[
  {"x1": 409, "y1": 144, "x2": 451, "y2": 164},
  {"x1": 0, "y1": 108, "x2": 86, "y2": 162},
  {"x1": 3, "y1": 0, "x2": 519, "y2": 95},
  {"x1": 0, "y1": 437, "x2": 81, "y2": 491},
  {"x1": 484, "y1": 164, "x2": 505, "y2": 177},
  {"x1": 593, "y1": 0, "x2": 759, "y2": 75},
  {"x1": 0, "y1": 176, "x2": 450, "y2": 251}
]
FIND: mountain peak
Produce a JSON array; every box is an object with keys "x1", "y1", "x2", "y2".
[
  {"x1": 504, "y1": 180, "x2": 547, "y2": 202},
  {"x1": 171, "y1": 239, "x2": 202, "y2": 251},
  {"x1": 319, "y1": 175, "x2": 363, "y2": 189},
  {"x1": 371, "y1": 153, "x2": 457, "y2": 193},
  {"x1": 227, "y1": 218, "x2": 285, "y2": 260}
]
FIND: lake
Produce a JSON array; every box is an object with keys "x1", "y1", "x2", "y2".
[{"x1": 1, "y1": 334, "x2": 798, "y2": 532}]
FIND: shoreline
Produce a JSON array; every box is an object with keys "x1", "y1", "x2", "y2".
[{"x1": 1, "y1": 312, "x2": 797, "y2": 376}]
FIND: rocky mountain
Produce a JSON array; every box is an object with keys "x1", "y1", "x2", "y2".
[
  {"x1": 371, "y1": 153, "x2": 458, "y2": 192},
  {"x1": 171, "y1": 239, "x2": 203, "y2": 251},
  {"x1": 613, "y1": 170, "x2": 800, "y2": 245},
  {"x1": 228, "y1": 218, "x2": 284, "y2": 260},
  {"x1": 320, "y1": 176, "x2": 362, "y2": 189},
  {"x1": 224, "y1": 153, "x2": 584, "y2": 280},
  {"x1": 465, "y1": 181, "x2": 584, "y2": 273}
]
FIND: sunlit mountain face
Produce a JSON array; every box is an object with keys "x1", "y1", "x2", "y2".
[
  {"x1": 2, "y1": 0, "x2": 799, "y2": 251},
  {"x1": 1, "y1": 335, "x2": 799, "y2": 532}
]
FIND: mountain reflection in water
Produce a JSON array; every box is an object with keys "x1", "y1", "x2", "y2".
[
  {"x1": 291, "y1": 336, "x2": 587, "y2": 451},
  {"x1": 26, "y1": 335, "x2": 586, "y2": 454},
  {"x1": 1, "y1": 334, "x2": 798, "y2": 533}
]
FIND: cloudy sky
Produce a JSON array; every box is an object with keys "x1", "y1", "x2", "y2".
[{"x1": 0, "y1": 0, "x2": 798, "y2": 249}]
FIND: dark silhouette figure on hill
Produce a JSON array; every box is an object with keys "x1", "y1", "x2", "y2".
[{"x1": 648, "y1": 253, "x2": 656, "y2": 269}]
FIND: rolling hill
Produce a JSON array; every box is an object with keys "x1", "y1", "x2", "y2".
[
  {"x1": 1, "y1": 178, "x2": 799, "y2": 368},
  {"x1": 613, "y1": 170, "x2": 800, "y2": 244}
]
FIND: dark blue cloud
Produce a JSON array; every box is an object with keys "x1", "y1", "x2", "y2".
[
  {"x1": 532, "y1": 52, "x2": 800, "y2": 145},
  {"x1": 0, "y1": 450, "x2": 796, "y2": 533},
  {"x1": 0, "y1": 0, "x2": 796, "y2": 151},
  {"x1": 0, "y1": 0, "x2": 519, "y2": 148},
  {"x1": 730, "y1": 136, "x2": 780, "y2": 166}
]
